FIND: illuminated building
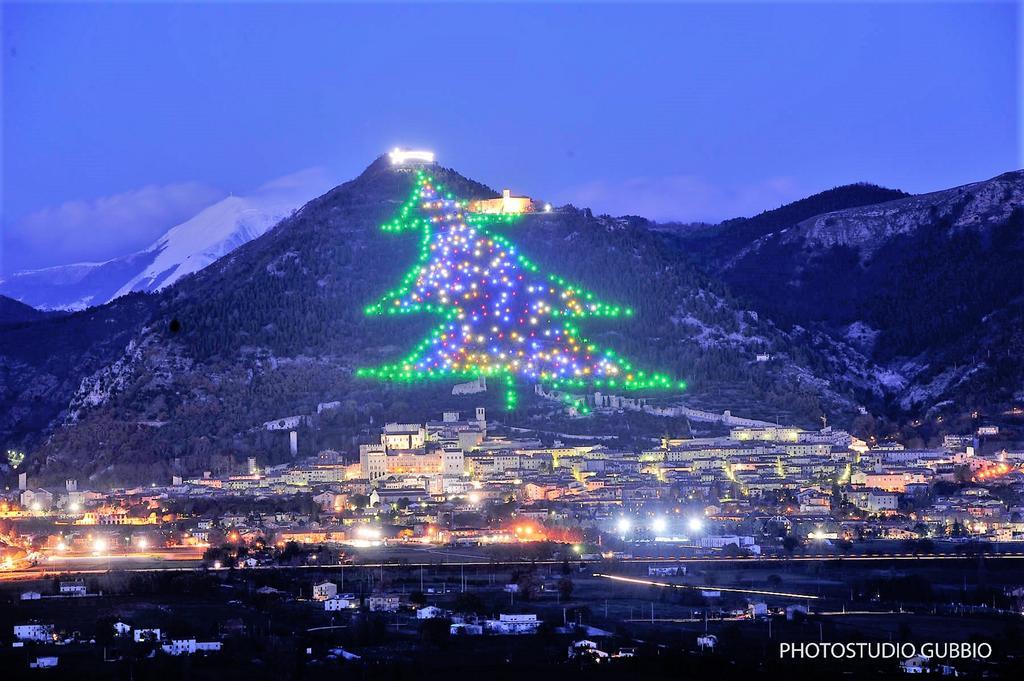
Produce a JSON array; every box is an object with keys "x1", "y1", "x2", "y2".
[
  {"x1": 730, "y1": 426, "x2": 801, "y2": 442},
  {"x1": 360, "y1": 444, "x2": 463, "y2": 481},
  {"x1": 20, "y1": 488, "x2": 53, "y2": 511},
  {"x1": 469, "y1": 188, "x2": 534, "y2": 214},
  {"x1": 359, "y1": 409, "x2": 489, "y2": 481},
  {"x1": 382, "y1": 423, "x2": 427, "y2": 450}
]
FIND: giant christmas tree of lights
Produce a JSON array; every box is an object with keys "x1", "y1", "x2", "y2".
[{"x1": 357, "y1": 171, "x2": 685, "y2": 411}]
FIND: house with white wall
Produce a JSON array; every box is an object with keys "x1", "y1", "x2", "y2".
[
  {"x1": 312, "y1": 581, "x2": 338, "y2": 601},
  {"x1": 133, "y1": 628, "x2": 161, "y2": 643},
  {"x1": 162, "y1": 639, "x2": 223, "y2": 656},
  {"x1": 14, "y1": 624, "x2": 55, "y2": 642},
  {"x1": 29, "y1": 656, "x2": 59, "y2": 668},
  {"x1": 367, "y1": 595, "x2": 400, "y2": 612},
  {"x1": 324, "y1": 595, "x2": 358, "y2": 611},
  {"x1": 416, "y1": 605, "x2": 446, "y2": 619},
  {"x1": 485, "y1": 613, "x2": 540, "y2": 634},
  {"x1": 59, "y1": 581, "x2": 87, "y2": 596}
]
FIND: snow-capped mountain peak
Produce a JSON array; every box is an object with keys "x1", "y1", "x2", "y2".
[
  {"x1": 0, "y1": 168, "x2": 333, "y2": 310},
  {"x1": 112, "y1": 193, "x2": 297, "y2": 297}
]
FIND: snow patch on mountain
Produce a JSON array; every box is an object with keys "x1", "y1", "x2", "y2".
[
  {"x1": 787, "y1": 170, "x2": 1024, "y2": 259},
  {"x1": 895, "y1": 360, "x2": 987, "y2": 412},
  {"x1": 65, "y1": 332, "x2": 195, "y2": 424},
  {"x1": 113, "y1": 194, "x2": 295, "y2": 297}
]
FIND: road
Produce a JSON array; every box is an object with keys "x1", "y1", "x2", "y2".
[
  {"x1": 0, "y1": 546, "x2": 206, "y2": 581},
  {"x1": 593, "y1": 572, "x2": 822, "y2": 599},
  {"x1": 2, "y1": 547, "x2": 1022, "y2": 582}
]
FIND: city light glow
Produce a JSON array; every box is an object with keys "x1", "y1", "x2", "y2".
[{"x1": 355, "y1": 526, "x2": 382, "y2": 540}]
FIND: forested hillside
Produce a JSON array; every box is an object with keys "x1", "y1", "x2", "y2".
[{"x1": 682, "y1": 170, "x2": 1024, "y2": 417}]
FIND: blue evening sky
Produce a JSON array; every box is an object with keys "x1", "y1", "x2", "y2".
[{"x1": 2, "y1": 1, "x2": 1018, "y2": 272}]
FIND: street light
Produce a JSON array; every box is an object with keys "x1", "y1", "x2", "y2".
[
  {"x1": 616, "y1": 517, "x2": 632, "y2": 535},
  {"x1": 687, "y1": 517, "x2": 704, "y2": 533},
  {"x1": 651, "y1": 517, "x2": 668, "y2": 534}
]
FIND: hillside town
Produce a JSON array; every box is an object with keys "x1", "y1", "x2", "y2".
[
  {"x1": 3, "y1": 405, "x2": 1024, "y2": 674},
  {"x1": 5, "y1": 406, "x2": 1024, "y2": 569}
]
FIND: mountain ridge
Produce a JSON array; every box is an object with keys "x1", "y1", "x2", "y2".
[
  {"x1": 679, "y1": 168, "x2": 1024, "y2": 419},
  {"x1": 1, "y1": 158, "x2": 1021, "y2": 484}
]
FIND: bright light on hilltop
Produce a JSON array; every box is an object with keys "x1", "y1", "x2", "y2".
[{"x1": 389, "y1": 148, "x2": 435, "y2": 165}]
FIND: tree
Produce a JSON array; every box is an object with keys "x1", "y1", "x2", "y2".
[
  {"x1": 419, "y1": 617, "x2": 452, "y2": 646},
  {"x1": 453, "y1": 592, "x2": 484, "y2": 614},
  {"x1": 94, "y1": 616, "x2": 118, "y2": 646},
  {"x1": 513, "y1": 569, "x2": 542, "y2": 601},
  {"x1": 722, "y1": 543, "x2": 751, "y2": 558},
  {"x1": 558, "y1": 576, "x2": 574, "y2": 601},
  {"x1": 357, "y1": 171, "x2": 684, "y2": 409},
  {"x1": 782, "y1": 535, "x2": 801, "y2": 555}
]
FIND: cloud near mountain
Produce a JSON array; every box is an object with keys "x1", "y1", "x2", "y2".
[
  {"x1": 4, "y1": 181, "x2": 224, "y2": 273},
  {"x1": 0, "y1": 168, "x2": 334, "y2": 310}
]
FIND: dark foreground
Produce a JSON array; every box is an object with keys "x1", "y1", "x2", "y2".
[{"x1": 2, "y1": 555, "x2": 1023, "y2": 680}]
